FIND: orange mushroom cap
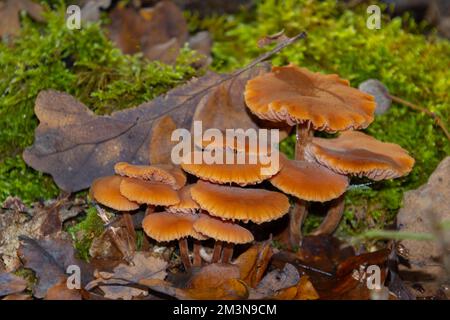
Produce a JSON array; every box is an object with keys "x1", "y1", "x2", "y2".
[
  {"x1": 114, "y1": 162, "x2": 186, "y2": 190},
  {"x1": 305, "y1": 131, "x2": 415, "y2": 180},
  {"x1": 142, "y1": 212, "x2": 204, "y2": 242},
  {"x1": 270, "y1": 154, "x2": 349, "y2": 202},
  {"x1": 90, "y1": 176, "x2": 139, "y2": 211},
  {"x1": 193, "y1": 214, "x2": 254, "y2": 244},
  {"x1": 167, "y1": 185, "x2": 200, "y2": 214},
  {"x1": 180, "y1": 150, "x2": 280, "y2": 186},
  {"x1": 119, "y1": 177, "x2": 180, "y2": 206},
  {"x1": 190, "y1": 181, "x2": 290, "y2": 224},
  {"x1": 244, "y1": 64, "x2": 376, "y2": 132}
]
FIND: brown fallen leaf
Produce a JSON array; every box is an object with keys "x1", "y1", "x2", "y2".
[
  {"x1": 0, "y1": 272, "x2": 27, "y2": 297},
  {"x1": 86, "y1": 252, "x2": 167, "y2": 300},
  {"x1": 2, "y1": 293, "x2": 33, "y2": 300},
  {"x1": 248, "y1": 263, "x2": 300, "y2": 299},
  {"x1": 44, "y1": 279, "x2": 82, "y2": 300},
  {"x1": 107, "y1": 1, "x2": 188, "y2": 63},
  {"x1": 272, "y1": 235, "x2": 390, "y2": 300},
  {"x1": 0, "y1": 0, "x2": 44, "y2": 38},
  {"x1": 24, "y1": 32, "x2": 307, "y2": 192},
  {"x1": 149, "y1": 115, "x2": 178, "y2": 164},
  {"x1": 18, "y1": 235, "x2": 93, "y2": 298},
  {"x1": 233, "y1": 240, "x2": 273, "y2": 288}
]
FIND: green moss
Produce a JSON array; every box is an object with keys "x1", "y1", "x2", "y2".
[
  {"x1": 191, "y1": 0, "x2": 450, "y2": 233},
  {"x1": 67, "y1": 206, "x2": 105, "y2": 261},
  {"x1": 0, "y1": 6, "x2": 202, "y2": 203}
]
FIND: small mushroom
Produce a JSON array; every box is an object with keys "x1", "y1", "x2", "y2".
[
  {"x1": 270, "y1": 153, "x2": 349, "y2": 202},
  {"x1": 181, "y1": 150, "x2": 279, "y2": 186},
  {"x1": 244, "y1": 64, "x2": 376, "y2": 246},
  {"x1": 305, "y1": 131, "x2": 415, "y2": 180},
  {"x1": 90, "y1": 176, "x2": 139, "y2": 211},
  {"x1": 190, "y1": 180, "x2": 290, "y2": 224},
  {"x1": 114, "y1": 162, "x2": 186, "y2": 190},
  {"x1": 193, "y1": 214, "x2": 254, "y2": 263},
  {"x1": 119, "y1": 177, "x2": 180, "y2": 206},
  {"x1": 142, "y1": 212, "x2": 204, "y2": 270}
]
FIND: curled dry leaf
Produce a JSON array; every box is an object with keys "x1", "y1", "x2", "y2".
[
  {"x1": 0, "y1": 272, "x2": 27, "y2": 297},
  {"x1": 44, "y1": 279, "x2": 82, "y2": 300},
  {"x1": 86, "y1": 252, "x2": 168, "y2": 300}
]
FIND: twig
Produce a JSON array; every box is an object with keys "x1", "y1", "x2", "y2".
[{"x1": 389, "y1": 94, "x2": 450, "y2": 142}]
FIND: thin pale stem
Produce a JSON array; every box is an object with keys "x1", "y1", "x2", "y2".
[
  {"x1": 390, "y1": 95, "x2": 450, "y2": 142},
  {"x1": 193, "y1": 240, "x2": 202, "y2": 267},
  {"x1": 221, "y1": 243, "x2": 234, "y2": 263},
  {"x1": 212, "y1": 241, "x2": 223, "y2": 263},
  {"x1": 178, "y1": 238, "x2": 192, "y2": 271},
  {"x1": 311, "y1": 194, "x2": 346, "y2": 236},
  {"x1": 289, "y1": 123, "x2": 313, "y2": 248}
]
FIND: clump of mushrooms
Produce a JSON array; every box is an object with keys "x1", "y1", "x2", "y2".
[
  {"x1": 244, "y1": 64, "x2": 414, "y2": 247},
  {"x1": 180, "y1": 146, "x2": 290, "y2": 263}
]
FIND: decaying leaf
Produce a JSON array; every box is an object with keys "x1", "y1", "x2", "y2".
[
  {"x1": 18, "y1": 235, "x2": 92, "y2": 298},
  {"x1": 0, "y1": 272, "x2": 27, "y2": 297},
  {"x1": 107, "y1": 1, "x2": 188, "y2": 63},
  {"x1": 248, "y1": 263, "x2": 300, "y2": 299},
  {"x1": 44, "y1": 279, "x2": 82, "y2": 300},
  {"x1": 149, "y1": 115, "x2": 178, "y2": 164},
  {"x1": 23, "y1": 68, "x2": 266, "y2": 192},
  {"x1": 272, "y1": 235, "x2": 390, "y2": 300},
  {"x1": 234, "y1": 240, "x2": 273, "y2": 287},
  {"x1": 86, "y1": 252, "x2": 167, "y2": 300},
  {"x1": 0, "y1": 0, "x2": 44, "y2": 38}
]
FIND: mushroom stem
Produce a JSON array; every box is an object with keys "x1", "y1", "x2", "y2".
[
  {"x1": 289, "y1": 123, "x2": 313, "y2": 247},
  {"x1": 311, "y1": 194, "x2": 346, "y2": 236},
  {"x1": 221, "y1": 243, "x2": 234, "y2": 263},
  {"x1": 178, "y1": 238, "x2": 192, "y2": 271},
  {"x1": 212, "y1": 241, "x2": 223, "y2": 263},
  {"x1": 145, "y1": 205, "x2": 155, "y2": 216},
  {"x1": 193, "y1": 240, "x2": 202, "y2": 267},
  {"x1": 122, "y1": 212, "x2": 136, "y2": 253}
]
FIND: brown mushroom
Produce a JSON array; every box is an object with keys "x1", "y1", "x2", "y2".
[
  {"x1": 181, "y1": 150, "x2": 279, "y2": 186},
  {"x1": 166, "y1": 185, "x2": 203, "y2": 266},
  {"x1": 244, "y1": 64, "x2": 377, "y2": 246},
  {"x1": 114, "y1": 162, "x2": 186, "y2": 190},
  {"x1": 90, "y1": 176, "x2": 140, "y2": 211},
  {"x1": 142, "y1": 212, "x2": 204, "y2": 270},
  {"x1": 305, "y1": 131, "x2": 415, "y2": 180},
  {"x1": 193, "y1": 214, "x2": 254, "y2": 263},
  {"x1": 190, "y1": 180, "x2": 290, "y2": 224},
  {"x1": 270, "y1": 153, "x2": 348, "y2": 202},
  {"x1": 119, "y1": 177, "x2": 180, "y2": 206}
]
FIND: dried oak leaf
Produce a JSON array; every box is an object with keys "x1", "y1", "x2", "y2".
[
  {"x1": 0, "y1": 272, "x2": 27, "y2": 297},
  {"x1": 86, "y1": 252, "x2": 168, "y2": 300},
  {"x1": 18, "y1": 235, "x2": 92, "y2": 298},
  {"x1": 0, "y1": 0, "x2": 44, "y2": 38},
  {"x1": 23, "y1": 66, "x2": 266, "y2": 192}
]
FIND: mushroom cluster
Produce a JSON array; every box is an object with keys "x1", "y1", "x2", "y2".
[
  {"x1": 244, "y1": 64, "x2": 415, "y2": 247},
  {"x1": 180, "y1": 145, "x2": 290, "y2": 264}
]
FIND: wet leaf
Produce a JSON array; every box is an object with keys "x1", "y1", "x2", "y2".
[
  {"x1": 0, "y1": 272, "x2": 27, "y2": 296},
  {"x1": 18, "y1": 235, "x2": 92, "y2": 298}
]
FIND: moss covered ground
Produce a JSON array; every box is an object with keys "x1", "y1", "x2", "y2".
[{"x1": 1, "y1": 0, "x2": 449, "y2": 242}]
